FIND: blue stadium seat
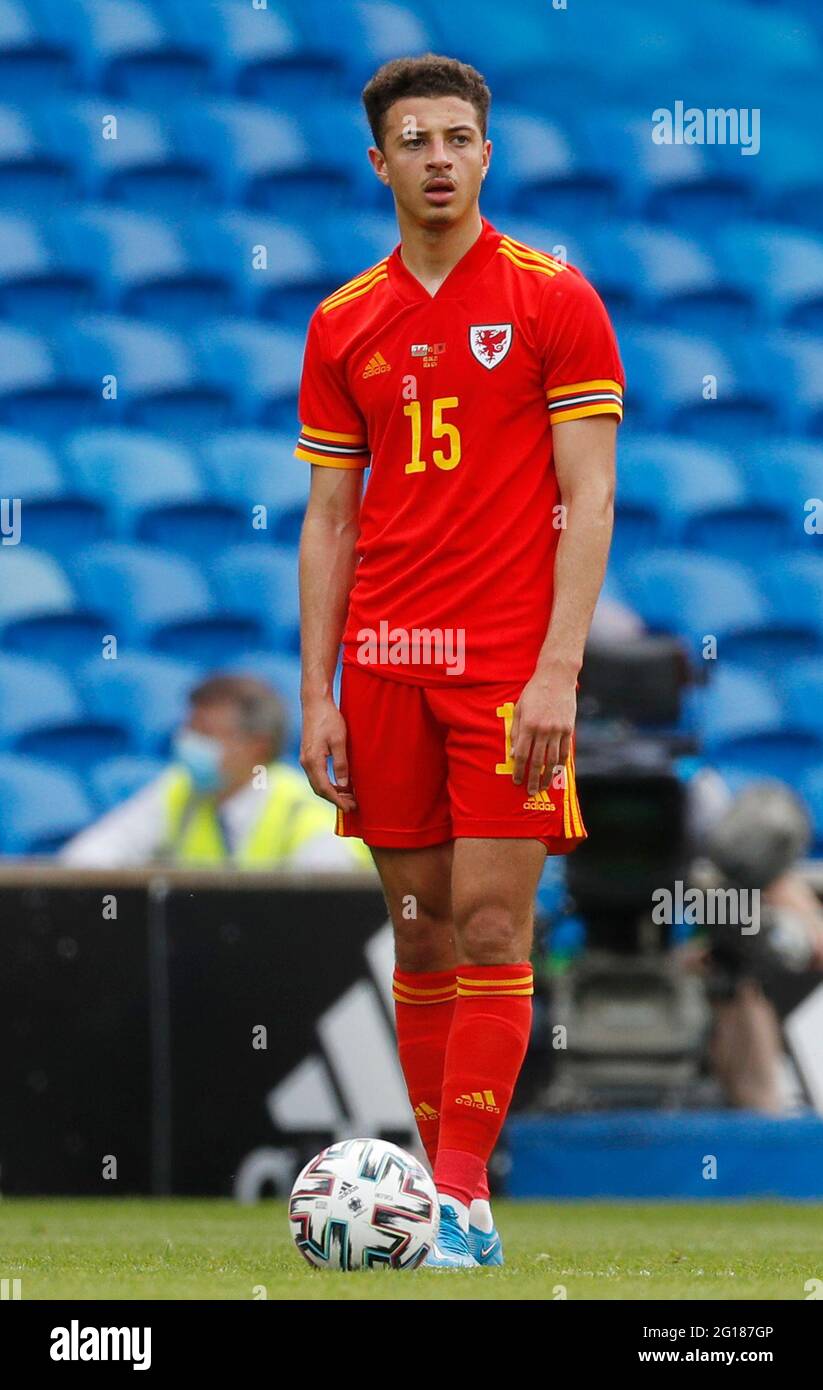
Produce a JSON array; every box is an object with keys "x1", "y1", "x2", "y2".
[
  {"x1": 211, "y1": 545, "x2": 299, "y2": 653},
  {"x1": 755, "y1": 116, "x2": 823, "y2": 232},
  {"x1": 485, "y1": 107, "x2": 616, "y2": 224},
  {"x1": 225, "y1": 649, "x2": 302, "y2": 756},
  {"x1": 784, "y1": 659, "x2": 823, "y2": 740},
  {"x1": 201, "y1": 431, "x2": 308, "y2": 545},
  {"x1": 55, "y1": 206, "x2": 230, "y2": 324},
  {"x1": 619, "y1": 436, "x2": 788, "y2": 558},
  {"x1": 75, "y1": 650, "x2": 199, "y2": 754},
  {"x1": 0, "y1": 209, "x2": 93, "y2": 324},
  {"x1": 716, "y1": 224, "x2": 823, "y2": 332},
  {"x1": 490, "y1": 5, "x2": 691, "y2": 115},
  {"x1": 0, "y1": 430, "x2": 105, "y2": 556},
  {"x1": 314, "y1": 210, "x2": 399, "y2": 290},
  {"x1": 178, "y1": 100, "x2": 347, "y2": 218},
  {"x1": 69, "y1": 541, "x2": 261, "y2": 662},
  {"x1": 763, "y1": 332, "x2": 823, "y2": 437},
  {"x1": 698, "y1": 665, "x2": 821, "y2": 783},
  {"x1": 683, "y1": 0, "x2": 821, "y2": 77},
  {"x1": 589, "y1": 223, "x2": 751, "y2": 332},
  {"x1": 614, "y1": 436, "x2": 786, "y2": 561},
  {"x1": 799, "y1": 766, "x2": 823, "y2": 855},
  {"x1": 618, "y1": 549, "x2": 819, "y2": 670},
  {"x1": 743, "y1": 440, "x2": 823, "y2": 548},
  {"x1": 38, "y1": 0, "x2": 208, "y2": 99},
  {"x1": 62, "y1": 427, "x2": 246, "y2": 557},
  {"x1": 581, "y1": 107, "x2": 755, "y2": 229},
  {"x1": 619, "y1": 550, "x2": 764, "y2": 647},
  {"x1": 618, "y1": 328, "x2": 777, "y2": 442},
  {"x1": 0, "y1": 101, "x2": 74, "y2": 205},
  {"x1": 0, "y1": 652, "x2": 128, "y2": 770},
  {"x1": 0, "y1": 321, "x2": 96, "y2": 432},
  {"x1": 313, "y1": 0, "x2": 436, "y2": 94},
  {"x1": 162, "y1": 0, "x2": 342, "y2": 102},
  {"x1": 56, "y1": 315, "x2": 232, "y2": 432},
  {"x1": 191, "y1": 210, "x2": 329, "y2": 325},
  {"x1": 88, "y1": 753, "x2": 166, "y2": 812},
  {"x1": 0, "y1": 547, "x2": 109, "y2": 665},
  {"x1": 760, "y1": 554, "x2": 823, "y2": 639},
  {"x1": 37, "y1": 98, "x2": 213, "y2": 207},
  {"x1": 0, "y1": 752, "x2": 94, "y2": 853},
  {"x1": 0, "y1": 0, "x2": 74, "y2": 97},
  {"x1": 194, "y1": 319, "x2": 303, "y2": 429},
  {"x1": 427, "y1": 0, "x2": 688, "y2": 109}
]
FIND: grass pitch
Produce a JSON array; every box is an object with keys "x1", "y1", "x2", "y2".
[{"x1": 2, "y1": 1198, "x2": 820, "y2": 1300}]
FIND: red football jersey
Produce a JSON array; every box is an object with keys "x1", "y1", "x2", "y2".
[{"x1": 294, "y1": 216, "x2": 624, "y2": 685}]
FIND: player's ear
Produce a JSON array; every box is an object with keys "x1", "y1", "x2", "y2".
[
  {"x1": 367, "y1": 145, "x2": 391, "y2": 186},
  {"x1": 481, "y1": 138, "x2": 492, "y2": 178}
]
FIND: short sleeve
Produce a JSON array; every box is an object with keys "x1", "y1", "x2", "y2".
[
  {"x1": 294, "y1": 309, "x2": 370, "y2": 468},
  {"x1": 541, "y1": 269, "x2": 625, "y2": 426}
]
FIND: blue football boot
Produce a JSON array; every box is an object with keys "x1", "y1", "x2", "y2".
[
  {"x1": 423, "y1": 1203, "x2": 480, "y2": 1268},
  {"x1": 468, "y1": 1223, "x2": 504, "y2": 1266}
]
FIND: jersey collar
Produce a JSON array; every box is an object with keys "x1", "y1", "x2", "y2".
[{"x1": 387, "y1": 215, "x2": 502, "y2": 304}]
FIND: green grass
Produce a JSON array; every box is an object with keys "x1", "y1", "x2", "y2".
[{"x1": 1, "y1": 1199, "x2": 820, "y2": 1300}]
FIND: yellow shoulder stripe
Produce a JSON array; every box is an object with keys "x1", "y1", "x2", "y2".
[
  {"x1": 497, "y1": 245, "x2": 561, "y2": 278},
  {"x1": 500, "y1": 235, "x2": 566, "y2": 273},
  {"x1": 321, "y1": 260, "x2": 389, "y2": 311},
  {"x1": 322, "y1": 271, "x2": 388, "y2": 314}
]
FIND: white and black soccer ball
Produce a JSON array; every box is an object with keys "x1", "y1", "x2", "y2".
[{"x1": 288, "y1": 1138, "x2": 437, "y2": 1270}]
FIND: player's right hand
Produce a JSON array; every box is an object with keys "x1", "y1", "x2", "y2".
[{"x1": 299, "y1": 697, "x2": 357, "y2": 812}]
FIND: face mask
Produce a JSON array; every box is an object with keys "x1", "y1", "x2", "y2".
[{"x1": 173, "y1": 729, "x2": 225, "y2": 794}]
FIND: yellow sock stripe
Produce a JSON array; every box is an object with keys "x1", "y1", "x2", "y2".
[
  {"x1": 321, "y1": 260, "x2": 389, "y2": 308},
  {"x1": 392, "y1": 976, "x2": 457, "y2": 996},
  {"x1": 393, "y1": 989, "x2": 457, "y2": 1005},
  {"x1": 457, "y1": 986, "x2": 534, "y2": 997},
  {"x1": 456, "y1": 973, "x2": 533, "y2": 988},
  {"x1": 497, "y1": 245, "x2": 558, "y2": 278},
  {"x1": 500, "y1": 236, "x2": 566, "y2": 272},
  {"x1": 321, "y1": 270, "x2": 389, "y2": 313}
]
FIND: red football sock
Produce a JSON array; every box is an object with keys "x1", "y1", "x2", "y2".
[
  {"x1": 433, "y1": 962, "x2": 534, "y2": 1209},
  {"x1": 393, "y1": 965, "x2": 490, "y2": 1200},
  {"x1": 393, "y1": 967, "x2": 457, "y2": 1172}
]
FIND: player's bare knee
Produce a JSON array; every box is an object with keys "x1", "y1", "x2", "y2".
[
  {"x1": 393, "y1": 905, "x2": 455, "y2": 971},
  {"x1": 454, "y1": 902, "x2": 528, "y2": 964}
]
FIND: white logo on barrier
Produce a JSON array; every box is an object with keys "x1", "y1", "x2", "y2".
[{"x1": 234, "y1": 924, "x2": 418, "y2": 1199}]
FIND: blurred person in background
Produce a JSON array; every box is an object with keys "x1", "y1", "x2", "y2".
[
  {"x1": 589, "y1": 592, "x2": 823, "y2": 1113},
  {"x1": 60, "y1": 674, "x2": 372, "y2": 872}
]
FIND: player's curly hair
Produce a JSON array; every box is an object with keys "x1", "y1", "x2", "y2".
[{"x1": 362, "y1": 54, "x2": 491, "y2": 150}]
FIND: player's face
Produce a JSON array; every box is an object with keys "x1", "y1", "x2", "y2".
[{"x1": 369, "y1": 96, "x2": 491, "y2": 227}]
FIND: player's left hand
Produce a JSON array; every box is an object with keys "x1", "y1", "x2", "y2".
[{"x1": 510, "y1": 666, "x2": 577, "y2": 795}]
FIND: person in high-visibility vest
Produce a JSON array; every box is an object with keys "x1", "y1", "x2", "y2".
[{"x1": 61, "y1": 673, "x2": 373, "y2": 871}]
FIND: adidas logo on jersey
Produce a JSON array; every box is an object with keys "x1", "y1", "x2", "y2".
[
  {"x1": 455, "y1": 1090, "x2": 500, "y2": 1113},
  {"x1": 362, "y1": 351, "x2": 391, "y2": 378},
  {"x1": 414, "y1": 1101, "x2": 439, "y2": 1121},
  {"x1": 523, "y1": 789, "x2": 556, "y2": 811}
]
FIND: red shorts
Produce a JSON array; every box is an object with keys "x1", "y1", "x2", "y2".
[{"x1": 336, "y1": 664, "x2": 587, "y2": 854}]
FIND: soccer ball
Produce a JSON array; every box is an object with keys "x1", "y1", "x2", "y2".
[{"x1": 288, "y1": 1137, "x2": 437, "y2": 1270}]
